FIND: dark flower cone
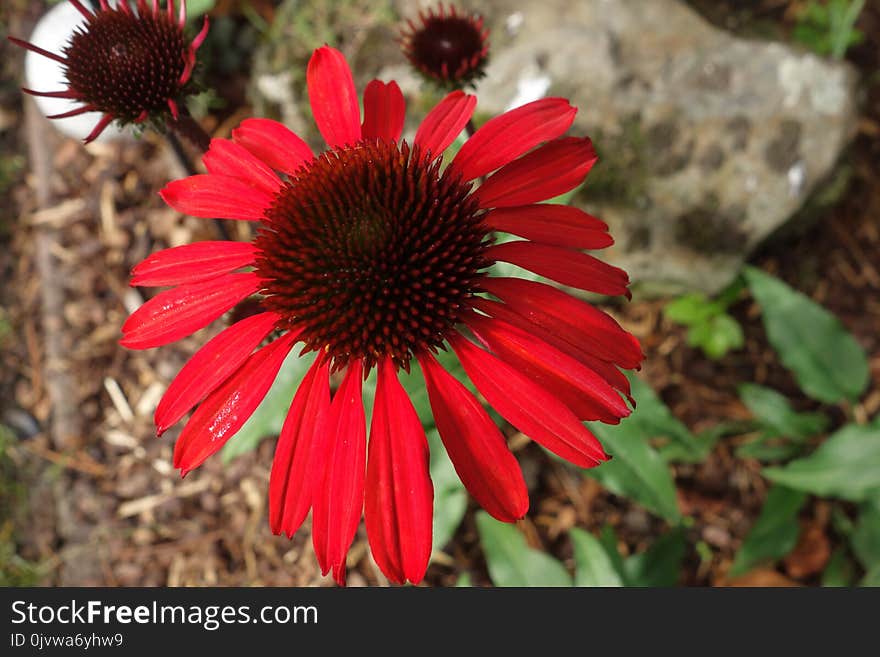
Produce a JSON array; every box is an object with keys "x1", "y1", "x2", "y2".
[
  {"x1": 400, "y1": 3, "x2": 490, "y2": 90},
  {"x1": 9, "y1": 0, "x2": 209, "y2": 143}
]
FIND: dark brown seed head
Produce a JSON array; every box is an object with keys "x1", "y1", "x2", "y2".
[
  {"x1": 400, "y1": 4, "x2": 490, "y2": 90},
  {"x1": 255, "y1": 140, "x2": 490, "y2": 372},
  {"x1": 63, "y1": 6, "x2": 189, "y2": 122}
]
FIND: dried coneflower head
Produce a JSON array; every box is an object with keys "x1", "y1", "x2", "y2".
[
  {"x1": 9, "y1": 0, "x2": 208, "y2": 143},
  {"x1": 400, "y1": 3, "x2": 489, "y2": 90}
]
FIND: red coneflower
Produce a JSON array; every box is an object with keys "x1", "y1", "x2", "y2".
[
  {"x1": 9, "y1": 0, "x2": 208, "y2": 143},
  {"x1": 121, "y1": 46, "x2": 643, "y2": 586},
  {"x1": 400, "y1": 3, "x2": 490, "y2": 90}
]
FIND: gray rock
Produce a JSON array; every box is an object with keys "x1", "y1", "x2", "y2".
[
  {"x1": 251, "y1": 0, "x2": 859, "y2": 295},
  {"x1": 424, "y1": 0, "x2": 858, "y2": 295}
]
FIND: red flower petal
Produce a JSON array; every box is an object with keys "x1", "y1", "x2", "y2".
[
  {"x1": 485, "y1": 241, "x2": 631, "y2": 299},
  {"x1": 311, "y1": 360, "x2": 367, "y2": 585},
  {"x1": 154, "y1": 312, "x2": 281, "y2": 435},
  {"x1": 269, "y1": 355, "x2": 331, "y2": 537},
  {"x1": 481, "y1": 277, "x2": 643, "y2": 369},
  {"x1": 202, "y1": 138, "x2": 283, "y2": 196},
  {"x1": 84, "y1": 114, "x2": 114, "y2": 144},
  {"x1": 307, "y1": 46, "x2": 361, "y2": 148},
  {"x1": 361, "y1": 80, "x2": 405, "y2": 143},
  {"x1": 450, "y1": 333, "x2": 608, "y2": 468},
  {"x1": 191, "y1": 15, "x2": 210, "y2": 50},
  {"x1": 365, "y1": 358, "x2": 434, "y2": 585},
  {"x1": 465, "y1": 314, "x2": 631, "y2": 423},
  {"x1": 414, "y1": 90, "x2": 477, "y2": 158},
  {"x1": 231, "y1": 118, "x2": 314, "y2": 176},
  {"x1": 130, "y1": 241, "x2": 258, "y2": 287},
  {"x1": 453, "y1": 98, "x2": 577, "y2": 181},
  {"x1": 160, "y1": 175, "x2": 273, "y2": 221},
  {"x1": 485, "y1": 204, "x2": 613, "y2": 250},
  {"x1": 173, "y1": 331, "x2": 298, "y2": 475},
  {"x1": 472, "y1": 296, "x2": 634, "y2": 403},
  {"x1": 120, "y1": 272, "x2": 260, "y2": 349},
  {"x1": 418, "y1": 350, "x2": 528, "y2": 522},
  {"x1": 474, "y1": 137, "x2": 597, "y2": 208}
]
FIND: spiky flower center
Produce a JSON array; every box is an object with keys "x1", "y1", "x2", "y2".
[
  {"x1": 255, "y1": 140, "x2": 489, "y2": 372},
  {"x1": 403, "y1": 9, "x2": 488, "y2": 87},
  {"x1": 64, "y1": 8, "x2": 187, "y2": 120}
]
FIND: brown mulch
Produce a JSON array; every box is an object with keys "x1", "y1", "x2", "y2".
[{"x1": 1, "y1": 0, "x2": 878, "y2": 587}]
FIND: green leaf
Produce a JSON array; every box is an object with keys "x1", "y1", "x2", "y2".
[
  {"x1": 822, "y1": 547, "x2": 856, "y2": 587},
  {"x1": 735, "y1": 440, "x2": 805, "y2": 463},
  {"x1": 793, "y1": 0, "x2": 865, "y2": 58},
  {"x1": 186, "y1": 0, "x2": 216, "y2": 19},
  {"x1": 831, "y1": 506, "x2": 857, "y2": 540},
  {"x1": 587, "y1": 420, "x2": 682, "y2": 522},
  {"x1": 476, "y1": 512, "x2": 572, "y2": 587},
  {"x1": 744, "y1": 266, "x2": 869, "y2": 404},
  {"x1": 738, "y1": 384, "x2": 828, "y2": 440},
  {"x1": 729, "y1": 485, "x2": 807, "y2": 576},
  {"x1": 428, "y1": 429, "x2": 468, "y2": 551},
  {"x1": 861, "y1": 563, "x2": 880, "y2": 587},
  {"x1": 599, "y1": 525, "x2": 630, "y2": 584},
  {"x1": 688, "y1": 313, "x2": 744, "y2": 359},
  {"x1": 664, "y1": 293, "x2": 719, "y2": 326},
  {"x1": 571, "y1": 528, "x2": 624, "y2": 586},
  {"x1": 221, "y1": 350, "x2": 314, "y2": 462},
  {"x1": 454, "y1": 572, "x2": 473, "y2": 587},
  {"x1": 626, "y1": 375, "x2": 712, "y2": 463},
  {"x1": 623, "y1": 527, "x2": 686, "y2": 587},
  {"x1": 763, "y1": 422, "x2": 880, "y2": 502},
  {"x1": 830, "y1": 0, "x2": 865, "y2": 58},
  {"x1": 852, "y1": 502, "x2": 880, "y2": 570}
]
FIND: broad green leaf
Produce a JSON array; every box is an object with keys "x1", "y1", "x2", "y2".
[
  {"x1": 623, "y1": 527, "x2": 686, "y2": 587},
  {"x1": 687, "y1": 313, "x2": 744, "y2": 359},
  {"x1": 744, "y1": 266, "x2": 869, "y2": 403},
  {"x1": 851, "y1": 502, "x2": 880, "y2": 570},
  {"x1": 186, "y1": 0, "x2": 216, "y2": 19},
  {"x1": 737, "y1": 383, "x2": 828, "y2": 440},
  {"x1": 763, "y1": 423, "x2": 880, "y2": 502},
  {"x1": 664, "y1": 293, "x2": 719, "y2": 326},
  {"x1": 476, "y1": 512, "x2": 572, "y2": 587},
  {"x1": 861, "y1": 563, "x2": 880, "y2": 587},
  {"x1": 626, "y1": 375, "x2": 711, "y2": 463},
  {"x1": 455, "y1": 572, "x2": 473, "y2": 587},
  {"x1": 588, "y1": 420, "x2": 682, "y2": 522},
  {"x1": 729, "y1": 485, "x2": 807, "y2": 576},
  {"x1": 221, "y1": 350, "x2": 314, "y2": 462},
  {"x1": 793, "y1": 0, "x2": 865, "y2": 58},
  {"x1": 599, "y1": 525, "x2": 630, "y2": 584},
  {"x1": 831, "y1": 506, "x2": 856, "y2": 537},
  {"x1": 571, "y1": 528, "x2": 624, "y2": 587},
  {"x1": 428, "y1": 429, "x2": 468, "y2": 551},
  {"x1": 822, "y1": 547, "x2": 856, "y2": 587},
  {"x1": 736, "y1": 440, "x2": 805, "y2": 463}
]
